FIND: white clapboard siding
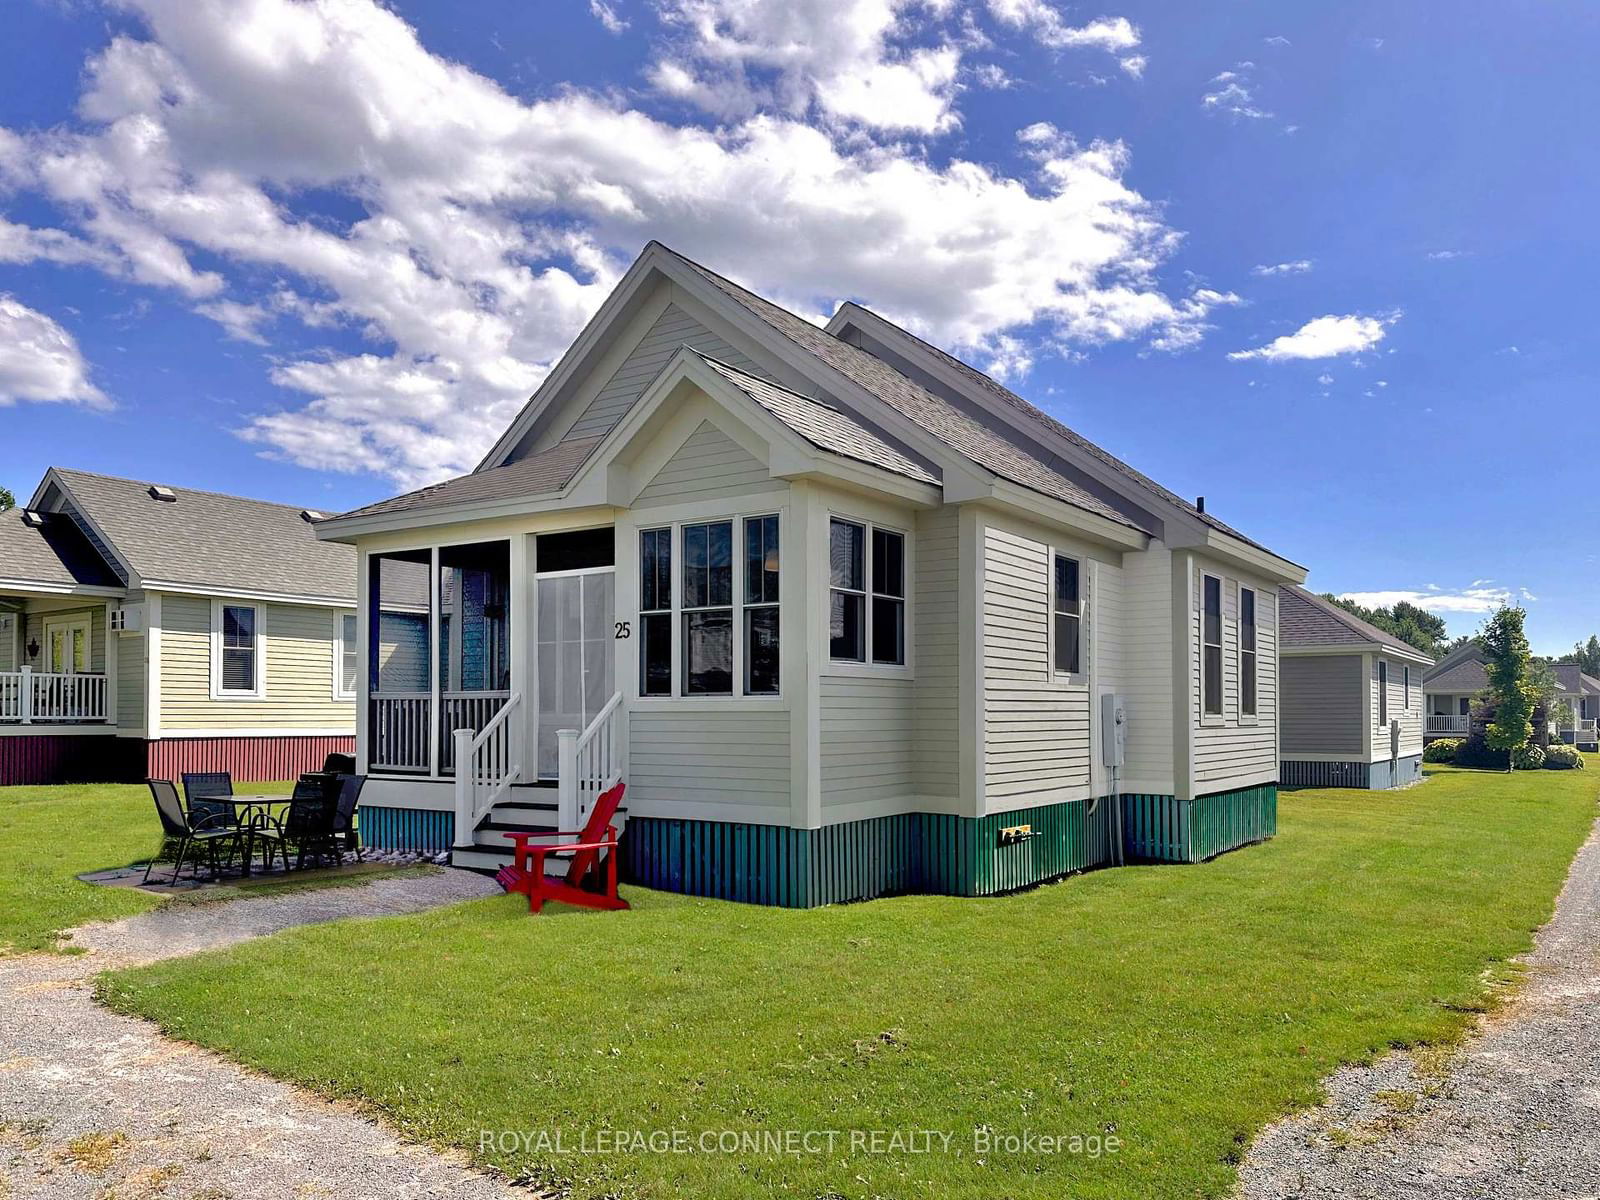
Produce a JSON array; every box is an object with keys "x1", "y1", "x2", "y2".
[
  {"x1": 1118, "y1": 547, "x2": 1174, "y2": 786},
  {"x1": 628, "y1": 708, "x2": 791, "y2": 815},
  {"x1": 1192, "y1": 564, "x2": 1278, "y2": 790},
  {"x1": 912, "y1": 505, "x2": 961, "y2": 799},
  {"x1": 633, "y1": 422, "x2": 772, "y2": 507},
  {"x1": 1374, "y1": 654, "x2": 1424, "y2": 759},
  {"x1": 982, "y1": 524, "x2": 1090, "y2": 801},
  {"x1": 157, "y1": 594, "x2": 355, "y2": 731},
  {"x1": 564, "y1": 303, "x2": 759, "y2": 440},
  {"x1": 820, "y1": 675, "x2": 916, "y2": 807},
  {"x1": 1280, "y1": 654, "x2": 1364, "y2": 756}
]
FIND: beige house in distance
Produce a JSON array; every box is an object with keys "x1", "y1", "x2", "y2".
[{"x1": 1, "y1": 469, "x2": 357, "y2": 785}]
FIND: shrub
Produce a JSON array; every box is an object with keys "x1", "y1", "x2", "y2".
[
  {"x1": 1453, "y1": 734, "x2": 1510, "y2": 770},
  {"x1": 1544, "y1": 743, "x2": 1585, "y2": 770},
  {"x1": 1423, "y1": 738, "x2": 1463, "y2": 763},
  {"x1": 1512, "y1": 744, "x2": 1546, "y2": 771}
]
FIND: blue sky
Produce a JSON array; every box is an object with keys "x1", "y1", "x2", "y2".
[{"x1": 2, "y1": 0, "x2": 1595, "y2": 653}]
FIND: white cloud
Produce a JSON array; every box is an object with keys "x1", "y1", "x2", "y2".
[
  {"x1": 1263, "y1": 35, "x2": 1290, "y2": 47},
  {"x1": 986, "y1": 3, "x2": 1140, "y2": 51},
  {"x1": 1338, "y1": 586, "x2": 1518, "y2": 616},
  {"x1": 1229, "y1": 313, "x2": 1397, "y2": 362},
  {"x1": 1250, "y1": 259, "x2": 1312, "y2": 277},
  {"x1": 1118, "y1": 54, "x2": 1146, "y2": 78},
  {"x1": 1202, "y1": 63, "x2": 1271, "y2": 120},
  {"x1": 589, "y1": 0, "x2": 629, "y2": 34},
  {"x1": 1427, "y1": 248, "x2": 1467, "y2": 260},
  {"x1": 0, "y1": 296, "x2": 108, "y2": 408},
  {"x1": 1316, "y1": 372, "x2": 1332, "y2": 386},
  {"x1": 0, "y1": 0, "x2": 1213, "y2": 487}
]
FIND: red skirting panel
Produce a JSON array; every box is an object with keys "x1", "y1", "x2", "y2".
[
  {"x1": 0, "y1": 735, "x2": 145, "y2": 786},
  {"x1": 145, "y1": 735, "x2": 355, "y2": 783}
]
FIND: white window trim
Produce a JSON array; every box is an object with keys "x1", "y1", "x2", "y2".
[
  {"x1": 1403, "y1": 663, "x2": 1411, "y2": 710},
  {"x1": 333, "y1": 610, "x2": 359, "y2": 701},
  {"x1": 634, "y1": 510, "x2": 784, "y2": 703},
  {"x1": 1238, "y1": 585, "x2": 1258, "y2": 725},
  {"x1": 1377, "y1": 659, "x2": 1389, "y2": 727},
  {"x1": 1048, "y1": 549, "x2": 1089, "y2": 688},
  {"x1": 1200, "y1": 572, "x2": 1225, "y2": 724},
  {"x1": 210, "y1": 598, "x2": 266, "y2": 700},
  {"x1": 824, "y1": 513, "x2": 912, "y2": 678},
  {"x1": 42, "y1": 615, "x2": 92, "y2": 674}
]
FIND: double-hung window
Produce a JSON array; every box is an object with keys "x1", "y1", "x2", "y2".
[
  {"x1": 1403, "y1": 664, "x2": 1411, "y2": 709},
  {"x1": 639, "y1": 516, "x2": 780, "y2": 698},
  {"x1": 829, "y1": 518, "x2": 905, "y2": 666},
  {"x1": 1239, "y1": 587, "x2": 1257, "y2": 717},
  {"x1": 335, "y1": 612, "x2": 358, "y2": 699},
  {"x1": 1202, "y1": 574, "x2": 1223, "y2": 717},
  {"x1": 214, "y1": 602, "x2": 262, "y2": 698},
  {"x1": 1053, "y1": 554, "x2": 1082, "y2": 676},
  {"x1": 1378, "y1": 660, "x2": 1389, "y2": 726}
]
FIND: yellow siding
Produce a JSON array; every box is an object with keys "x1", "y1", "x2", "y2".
[
  {"x1": 118, "y1": 631, "x2": 146, "y2": 730},
  {"x1": 21, "y1": 604, "x2": 106, "y2": 673},
  {"x1": 158, "y1": 593, "x2": 355, "y2": 731}
]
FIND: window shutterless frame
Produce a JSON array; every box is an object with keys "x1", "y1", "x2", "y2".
[
  {"x1": 636, "y1": 513, "x2": 781, "y2": 700},
  {"x1": 1378, "y1": 660, "x2": 1389, "y2": 726},
  {"x1": 1239, "y1": 586, "x2": 1257, "y2": 718},
  {"x1": 828, "y1": 516, "x2": 906, "y2": 668},
  {"x1": 1051, "y1": 553, "x2": 1084, "y2": 678},
  {"x1": 1403, "y1": 664, "x2": 1411, "y2": 709},
  {"x1": 210, "y1": 598, "x2": 266, "y2": 700},
  {"x1": 334, "y1": 610, "x2": 358, "y2": 700},
  {"x1": 1201, "y1": 574, "x2": 1223, "y2": 717}
]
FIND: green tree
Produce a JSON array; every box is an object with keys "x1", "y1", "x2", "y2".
[
  {"x1": 1482, "y1": 607, "x2": 1537, "y2": 770},
  {"x1": 0, "y1": 486, "x2": 14, "y2": 513},
  {"x1": 1323, "y1": 594, "x2": 1451, "y2": 658}
]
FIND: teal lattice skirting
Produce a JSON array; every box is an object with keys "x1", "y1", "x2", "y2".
[
  {"x1": 621, "y1": 784, "x2": 1275, "y2": 907},
  {"x1": 358, "y1": 805, "x2": 455, "y2": 854}
]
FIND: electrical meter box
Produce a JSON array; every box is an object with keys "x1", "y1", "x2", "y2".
[{"x1": 1101, "y1": 693, "x2": 1126, "y2": 768}]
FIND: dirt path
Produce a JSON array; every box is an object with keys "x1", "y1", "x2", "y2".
[
  {"x1": 0, "y1": 868, "x2": 524, "y2": 1199},
  {"x1": 1237, "y1": 817, "x2": 1600, "y2": 1199}
]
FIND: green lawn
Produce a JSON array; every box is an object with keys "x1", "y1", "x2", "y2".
[
  {"x1": 97, "y1": 765, "x2": 1596, "y2": 1199},
  {"x1": 0, "y1": 780, "x2": 291, "y2": 954}
]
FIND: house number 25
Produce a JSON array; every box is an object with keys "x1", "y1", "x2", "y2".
[{"x1": 615, "y1": 621, "x2": 631, "y2": 639}]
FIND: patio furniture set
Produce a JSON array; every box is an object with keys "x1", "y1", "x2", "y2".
[{"x1": 141, "y1": 753, "x2": 366, "y2": 886}]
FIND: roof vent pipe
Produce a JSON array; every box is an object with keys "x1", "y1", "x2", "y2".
[{"x1": 1196, "y1": 496, "x2": 1205, "y2": 513}]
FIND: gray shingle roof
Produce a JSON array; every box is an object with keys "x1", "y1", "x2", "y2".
[
  {"x1": 0, "y1": 509, "x2": 122, "y2": 590},
  {"x1": 837, "y1": 301, "x2": 1278, "y2": 555},
  {"x1": 1554, "y1": 663, "x2": 1600, "y2": 696},
  {"x1": 697, "y1": 354, "x2": 939, "y2": 485},
  {"x1": 327, "y1": 437, "x2": 603, "y2": 523},
  {"x1": 665, "y1": 248, "x2": 1148, "y2": 533},
  {"x1": 1424, "y1": 658, "x2": 1488, "y2": 693},
  {"x1": 1278, "y1": 586, "x2": 1429, "y2": 657},
  {"x1": 51, "y1": 469, "x2": 356, "y2": 601}
]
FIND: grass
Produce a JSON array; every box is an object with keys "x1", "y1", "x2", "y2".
[
  {"x1": 0, "y1": 779, "x2": 295, "y2": 954},
  {"x1": 95, "y1": 764, "x2": 1597, "y2": 1199}
]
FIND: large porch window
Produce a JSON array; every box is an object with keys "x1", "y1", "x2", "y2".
[{"x1": 368, "y1": 541, "x2": 511, "y2": 776}]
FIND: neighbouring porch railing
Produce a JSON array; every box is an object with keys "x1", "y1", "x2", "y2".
[
  {"x1": 0, "y1": 667, "x2": 108, "y2": 723},
  {"x1": 370, "y1": 689, "x2": 511, "y2": 773},
  {"x1": 1553, "y1": 717, "x2": 1600, "y2": 742},
  {"x1": 453, "y1": 692, "x2": 522, "y2": 848},
  {"x1": 557, "y1": 691, "x2": 624, "y2": 833},
  {"x1": 1425, "y1": 714, "x2": 1470, "y2": 735}
]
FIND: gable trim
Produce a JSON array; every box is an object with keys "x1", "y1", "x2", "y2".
[{"x1": 29, "y1": 468, "x2": 139, "y2": 587}]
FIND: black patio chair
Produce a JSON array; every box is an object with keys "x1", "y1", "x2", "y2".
[
  {"x1": 142, "y1": 779, "x2": 242, "y2": 885},
  {"x1": 252, "y1": 779, "x2": 341, "y2": 872},
  {"x1": 181, "y1": 771, "x2": 237, "y2": 832},
  {"x1": 330, "y1": 774, "x2": 366, "y2": 861}
]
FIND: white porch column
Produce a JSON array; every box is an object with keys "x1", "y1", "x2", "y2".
[
  {"x1": 557, "y1": 728, "x2": 578, "y2": 831},
  {"x1": 509, "y1": 533, "x2": 532, "y2": 785},
  {"x1": 19, "y1": 664, "x2": 32, "y2": 724}
]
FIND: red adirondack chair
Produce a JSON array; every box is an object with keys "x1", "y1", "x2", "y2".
[{"x1": 494, "y1": 780, "x2": 629, "y2": 914}]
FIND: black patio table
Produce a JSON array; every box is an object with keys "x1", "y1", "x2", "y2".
[{"x1": 227, "y1": 793, "x2": 294, "y2": 876}]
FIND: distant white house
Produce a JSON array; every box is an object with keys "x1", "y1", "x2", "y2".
[
  {"x1": 1276, "y1": 586, "x2": 1431, "y2": 789},
  {"x1": 1, "y1": 469, "x2": 356, "y2": 785},
  {"x1": 1422, "y1": 643, "x2": 1600, "y2": 751},
  {"x1": 315, "y1": 241, "x2": 1307, "y2": 904}
]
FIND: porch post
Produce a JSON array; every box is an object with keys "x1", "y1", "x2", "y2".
[
  {"x1": 453, "y1": 728, "x2": 476, "y2": 849},
  {"x1": 509, "y1": 534, "x2": 531, "y2": 785},
  {"x1": 19, "y1": 664, "x2": 31, "y2": 724}
]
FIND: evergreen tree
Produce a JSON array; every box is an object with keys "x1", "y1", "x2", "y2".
[
  {"x1": 1323, "y1": 594, "x2": 1451, "y2": 658},
  {"x1": 0, "y1": 486, "x2": 14, "y2": 513},
  {"x1": 1482, "y1": 607, "x2": 1536, "y2": 770}
]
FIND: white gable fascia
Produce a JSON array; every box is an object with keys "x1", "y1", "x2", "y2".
[{"x1": 29, "y1": 468, "x2": 141, "y2": 587}]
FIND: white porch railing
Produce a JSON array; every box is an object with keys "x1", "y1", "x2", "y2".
[
  {"x1": 557, "y1": 691, "x2": 624, "y2": 834},
  {"x1": 0, "y1": 667, "x2": 108, "y2": 723},
  {"x1": 1554, "y1": 717, "x2": 1599, "y2": 741},
  {"x1": 1426, "y1": 714, "x2": 1470, "y2": 735},
  {"x1": 370, "y1": 691, "x2": 431, "y2": 772},
  {"x1": 453, "y1": 693, "x2": 523, "y2": 848}
]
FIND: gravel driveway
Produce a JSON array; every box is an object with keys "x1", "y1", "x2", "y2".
[
  {"x1": 0, "y1": 868, "x2": 525, "y2": 1199},
  {"x1": 1237, "y1": 816, "x2": 1600, "y2": 1199}
]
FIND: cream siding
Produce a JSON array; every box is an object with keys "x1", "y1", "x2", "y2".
[
  {"x1": 632, "y1": 422, "x2": 772, "y2": 508},
  {"x1": 21, "y1": 603, "x2": 107, "y2": 673},
  {"x1": 911, "y1": 505, "x2": 960, "y2": 800},
  {"x1": 1116, "y1": 546, "x2": 1176, "y2": 792},
  {"x1": 564, "y1": 303, "x2": 759, "y2": 442},
  {"x1": 0, "y1": 614, "x2": 15, "y2": 671},
  {"x1": 1280, "y1": 654, "x2": 1364, "y2": 756},
  {"x1": 981, "y1": 521, "x2": 1091, "y2": 806},
  {"x1": 1374, "y1": 654, "x2": 1424, "y2": 761},
  {"x1": 157, "y1": 593, "x2": 356, "y2": 730},
  {"x1": 628, "y1": 708, "x2": 791, "y2": 820},
  {"x1": 1190, "y1": 558, "x2": 1280, "y2": 793},
  {"x1": 117, "y1": 631, "x2": 147, "y2": 731},
  {"x1": 820, "y1": 676, "x2": 915, "y2": 809}
]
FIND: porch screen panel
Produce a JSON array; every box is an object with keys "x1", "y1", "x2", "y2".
[
  {"x1": 537, "y1": 575, "x2": 583, "y2": 778},
  {"x1": 437, "y1": 541, "x2": 511, "y2": 774},
  {"x1": 370, "y1": 550, "x2": 433, "y2": 774}
]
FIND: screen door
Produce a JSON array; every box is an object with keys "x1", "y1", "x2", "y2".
[{"x1": 536, "y1": 570, "x2": 614, "y2": 778}]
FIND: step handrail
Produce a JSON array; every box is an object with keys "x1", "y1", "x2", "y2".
[
  {"x1": 557, "y1": 691, "x2": 624, "y2": 833},
  {"x1": 452, "y1": 692, "x2": 523, "y2": 849}
]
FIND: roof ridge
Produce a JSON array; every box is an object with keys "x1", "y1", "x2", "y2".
[
  {"x1": 1283, "y1": 585, "x2": 1429, "y2": 657},
  {"x1": 51, "y1": 466, "x2": 326, "y2": 515},
  {"x1": 690, "y1": 349, "x2": 846, "y2": 414}
]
